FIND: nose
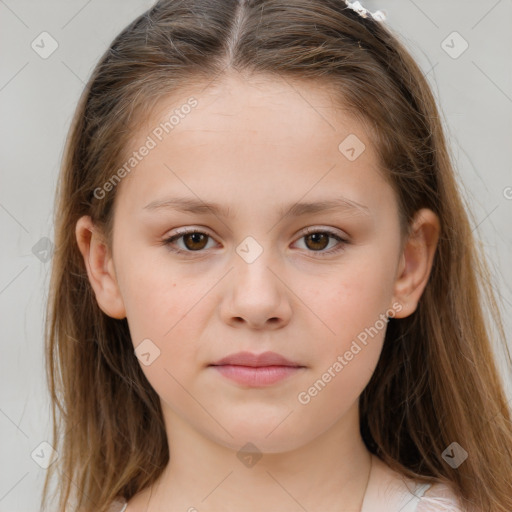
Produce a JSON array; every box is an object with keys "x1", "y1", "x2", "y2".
[{"x1": 220, "y1": 251, "x2": 292, "y2": 330}]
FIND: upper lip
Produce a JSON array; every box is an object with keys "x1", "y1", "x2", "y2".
[{"x1": 210, "y1": 351, "x2": 303, "y2": 367}]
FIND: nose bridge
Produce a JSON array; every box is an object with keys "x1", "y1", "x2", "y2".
[
  {"x1": 235, "y1": 234, "x2": 268, "y2": 267},
  {"x1": 221, "y1": 232, "x2": 291, "y2": 326},
  {"x1": 230, "y1": 233, "x2": 283, "y2": 292},
  {"x1": 220, "y1": 201, "x2": 289, "y2": 282},
  {"x1": 234, "y1": 230, "x2": 290, "y2": 279}
]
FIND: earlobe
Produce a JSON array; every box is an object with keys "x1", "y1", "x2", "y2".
[
  {"x1": 392, "y1": 208, "x2": 440, "y2": 319},
  {"x1": 75, "y1": 215, "x2": 126, "y2": 319}
]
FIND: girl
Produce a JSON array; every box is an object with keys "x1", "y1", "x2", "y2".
[{"x1": 42, "y1": 0, "x2": 512, "y2": 511}]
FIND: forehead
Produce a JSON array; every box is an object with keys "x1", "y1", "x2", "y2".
[
  {"x1": 114, "y1": 71, "x2": 391, "y2": 217},
  {"x1": 128, "y1": 71, "x2": 371, "y2": 153},
  {"x1": 157, "y1": 72, "x2": 357, "y2": 142}
]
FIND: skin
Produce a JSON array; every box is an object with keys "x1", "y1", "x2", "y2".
[{"x1": 76, "y1": 70, "x2": 439, "y2": 511}]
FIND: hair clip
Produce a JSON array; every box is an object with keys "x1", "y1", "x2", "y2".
[{"x1": 343, "y1": 1, "x2": 387, "y2": 22}]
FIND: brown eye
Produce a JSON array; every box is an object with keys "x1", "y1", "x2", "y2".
[
  {"x1": 181, "y1": 232, "x2": 209, "y2": 251},
  {"x1": 304, "y1": 232, "x2": 330, "y2": 251},
  {"x1": 163, "y1": 230, "x2": 216, "y2": 254},
  {"x1": 294, "y1": 228, "x2": 348, "y2": 257}
]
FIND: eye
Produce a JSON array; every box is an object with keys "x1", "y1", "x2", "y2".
[
  {"x1": 162, "y1": 227, "x2": 349, "y2": 256},
  {"x1": 292, "y1": 227, "x2": 348, "y2": 257},
  {"x1": 162, "y1": 228, "x2": 217, "y2": 254}
]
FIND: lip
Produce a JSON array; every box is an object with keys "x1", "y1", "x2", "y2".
[
  {"x1": 210, "y1": 351, "x2": 302, "y2": 368},
  {"x1": 209, "y1": 351, "x2": 305, "y2": 387}
]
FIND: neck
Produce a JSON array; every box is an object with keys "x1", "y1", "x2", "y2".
[{"x1": 138, "y1": 401, "x2": 373, "y2": 512}]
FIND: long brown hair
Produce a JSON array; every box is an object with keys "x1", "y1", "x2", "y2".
[{"x1": 42, "y1": 1, "x2": 512, "y2": 510}]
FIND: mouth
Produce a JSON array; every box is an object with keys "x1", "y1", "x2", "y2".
[{"x1": 208, "y1": 351, "x2": 306, "y2": 387}]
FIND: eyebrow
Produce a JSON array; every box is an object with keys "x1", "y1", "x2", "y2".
[{"x1": 143, "y1": 196, "x2": 370, "y2": 219}]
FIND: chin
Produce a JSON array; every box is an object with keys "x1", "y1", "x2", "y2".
[
  {"x1": 219, "y1": 435, "x2": 304, "y2": 455},
  {"x1": 204, "y1": 421, "x2": 312, "y2": 455}
]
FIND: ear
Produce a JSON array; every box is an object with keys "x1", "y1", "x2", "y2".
[
  {"x1": 392, "y1": 208, "x2": 440, "y2": 319},
  {"x1": 75, "y1": 215, "x2": 126, "y2": 319}
]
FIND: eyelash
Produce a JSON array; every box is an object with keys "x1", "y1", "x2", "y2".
[{"x1": 161, "y1": 227, "x2": 349, "y2": 257}]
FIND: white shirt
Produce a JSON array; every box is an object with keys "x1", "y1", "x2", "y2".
[{"x1": 361, "y1": 454, "x2": 464, "y2": 511}]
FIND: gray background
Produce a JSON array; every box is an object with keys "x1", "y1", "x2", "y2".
[{"x1": 1, "y1": 1, "x2": 511, "y2": 510}]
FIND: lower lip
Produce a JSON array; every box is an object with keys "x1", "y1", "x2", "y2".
[{"x1": 210, "y1": 365, "x2": 303, "y2": 386}]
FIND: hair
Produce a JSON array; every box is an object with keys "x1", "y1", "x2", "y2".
[{"x1": 42, "y1": 0, "x2": 512, "y2": 510}]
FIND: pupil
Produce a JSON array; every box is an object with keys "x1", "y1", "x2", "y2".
[
  {"x1": 186, "y1": 233, "x2": 206, "y2": 250},
  {"x1": 308, "y1": 233, "x2": 328, "y2": 250}
]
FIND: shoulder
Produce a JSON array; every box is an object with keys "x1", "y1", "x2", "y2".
[
  {"x1": 363, "y1": 454, "x2": 468, "y2": 512},
  {"x1": 105, "y1": 498, "x2": 128, "y2": 512},
  {"x1": 416, "y1": 482, "x2": 466, "y2": 512}
]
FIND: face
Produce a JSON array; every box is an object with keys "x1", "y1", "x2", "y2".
[{"x1": 89, "y1": 71, "x2": 409, "y2": 453}]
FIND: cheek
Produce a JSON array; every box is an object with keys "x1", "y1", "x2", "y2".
[
  {"x1": 116, "y1": 251, "x2": 219, "y2": 373},
  {"x1": 317, "y1": 258, "x2": 396, "y2": 338},
  {"x1": 294, "y1": 262, "x2": 394, "y2": 424},
  {"x1": 302, "y1": 243, "x2": 398, "y2": 386},
  {"x1": 118, "y1": 261, "x2": 208, "y2": 399},
  {"x1": 115, "y1": 244, "x2": 195, "y2": 332}
]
